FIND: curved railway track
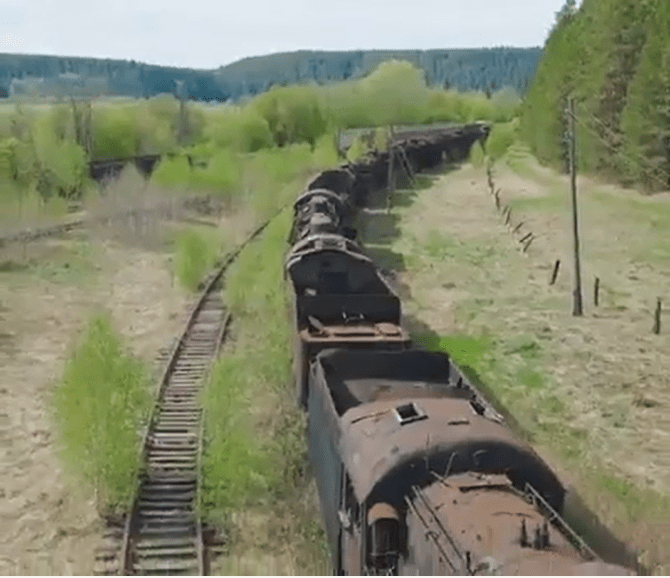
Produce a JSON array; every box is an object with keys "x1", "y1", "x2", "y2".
[{"x1": 94, "y1": 214, "x2": 281, "y2": 576}]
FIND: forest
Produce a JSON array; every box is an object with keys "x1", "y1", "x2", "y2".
[
  {"x1": 521, "y1": 0, "x2": 670, "y2": 191},
  {"x1": 0, "y1": 47, "x2": 540, "y2": 101}
]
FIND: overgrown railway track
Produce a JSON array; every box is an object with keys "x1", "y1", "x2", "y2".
[{"x1": 94, "y1": 213, "x2": 281, "y2": 576}]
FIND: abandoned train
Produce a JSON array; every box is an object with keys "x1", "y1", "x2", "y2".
[{"x1": 284, "y1": 125, "x2": 633, "y2": 576}]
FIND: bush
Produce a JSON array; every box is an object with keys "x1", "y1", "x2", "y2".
[
  {"x1": 150, "y1": 155, "x2": 192, "y2": 189},
  {"x1": 190, "y1": 149, "x2": 242, "y2": 200},
  {"x1": 469, "y1": 140, "x2": 486, "y2": 168},
  {"x1": 31, "y1": 117, "x2": 88, "y2": 200},
  {"x1": 174, "y1": 229, "x2": 216, "y2": 291},
  {"x1": 486, "y1": 119, "x2": 520, "y2": 161},
  {"x1": 204, "y1": 107, "x2": 274, "y2": 153},
  {"x1": 252, "y1": 85, "x2": 328, "y2": 147},
  {"x1": 92, "y1": 107, "x2": 140, "y2": 158},
  {"x1": 53, "y1": 313, "x2": 150, "y2": 514}
]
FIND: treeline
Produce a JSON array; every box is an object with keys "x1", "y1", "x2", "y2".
[
  {"x1": 521, "y1": 0, "x2": 670, "y2": 191},
  {"x1": 0, "y1": 47, "x2": 540, "y2": 101},
  {"x1": 0, "y1": 61, "x2": 520, "y2": 204}
]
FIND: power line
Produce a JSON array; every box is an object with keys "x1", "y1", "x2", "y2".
[{"x1": 570, "y1": 102, "x2": 670, "y2": 190}]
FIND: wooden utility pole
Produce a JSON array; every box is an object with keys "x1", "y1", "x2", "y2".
[
  {"x1": 387, "y1": 125, "x2": 395, "y2": 213},
  {"x1": 568, "y1": 98, "x2": 584, "y2": 316}
]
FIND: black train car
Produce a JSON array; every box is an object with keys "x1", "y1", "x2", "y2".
[
  {"x1": 307, "y1": 348, "x2": 633, "y2": 576},
  {"x1": 286, "y1": 235, "x2": 409, "y2": 408}
]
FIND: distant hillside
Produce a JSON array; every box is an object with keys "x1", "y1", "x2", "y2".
[
  {"x1": 0, "y1": 47, "x2": 541, "y2": 102},
  {"x1": 521, "y1": 0, "x2": 670, "y2": 190}
]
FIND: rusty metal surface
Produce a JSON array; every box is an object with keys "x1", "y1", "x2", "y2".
[
  {"x1": 403, "y1": 478, "x2": 634, "y2": 575},
  {"x1": 286, "y1": 124, "x2": 636, "y2": 575},
  {"x1": 335, "y1": 396, "x2": 565, "y2": 511}
]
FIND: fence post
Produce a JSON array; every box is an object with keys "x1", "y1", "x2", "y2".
[
  {"x1": 653, "y1": 298, "x2": 662, "y2": 335},
  {"x1": 594, "y1": 277, "x2": 600, "y2": 307},
  {"x1": 550, "y1": 260, "x2": 561, "y2": 285}
]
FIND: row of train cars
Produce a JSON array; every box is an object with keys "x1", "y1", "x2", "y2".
[{"x1": 283, "y1": 124, "x2": 634, "y2": 575}]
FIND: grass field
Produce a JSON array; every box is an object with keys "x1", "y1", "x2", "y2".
[{"x1": 354, "y1": 149, "x2": 670, "y2": 573}]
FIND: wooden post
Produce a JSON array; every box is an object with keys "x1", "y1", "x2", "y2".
[
  {"x1": 568, "y1": 98, "x2": 584, "y2": 316},
  {"x1": 594, "y1": 276, "x2": 600, "y2": 307},
  {"x1": 522, "y1": 234, "x2": 535, "y2": 253},
  {"x1": 513, "y1": 221, "x2": 524, "y2": 234},
  {"x1": 505, "y1": 207, "x2": 512, "y2": 226},
  {"x1": 494, "y1": 189, "x2": 501, "y2": 211},
  {"x1": 387, "y1": 125, "x2": 395, "y2": 213},
  {"x1": 653, "y1": 298, "x2": 662, "y2": 335},
  {"x1": 550, "y1": 259, "x2": 561, "y2": 285}
]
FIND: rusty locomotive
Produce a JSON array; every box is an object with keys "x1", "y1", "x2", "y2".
[{"x1": 284, "y1": 125, "x2": 633, "y2": 576}]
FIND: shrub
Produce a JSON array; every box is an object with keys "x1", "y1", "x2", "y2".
[
  {"x1": 150, "y1": 155, "x2": 192, "y2": 189},
  {"x1": 174, "y1": 229, "x2": 216, "y2": 291},
  {"x1": 53, "y1": 313, "x2": 150, "y2": 514},
  {"x1": 190, "y1": 149, "x2": 242, "y2": 200},
  {"x1": 486, "y1": 119, "x2": 520, "y2": 161},
  {"x1": 92, "y1": 107, "x2": 140, "y2": 158}
]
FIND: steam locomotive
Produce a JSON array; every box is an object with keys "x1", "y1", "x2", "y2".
[{"x1": 284, "y1": 126, "x2": 633, "y2": 576}]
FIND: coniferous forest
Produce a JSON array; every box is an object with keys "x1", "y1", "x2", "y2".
[
  {"x1": 521, "y1": 0, "x2": 670, "y2": 191},
  {"x1": 0, "y1": 48, "x2": 540, "y2": 102}
]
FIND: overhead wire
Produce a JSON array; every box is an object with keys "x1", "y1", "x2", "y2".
[{"x1": 568, "y1": 101, "x2": 670, "y2": 190}]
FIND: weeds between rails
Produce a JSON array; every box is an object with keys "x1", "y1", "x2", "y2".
[
  {"x1": 94, "y1": 215, "x2": 281, "y2": 577},
  {"x1": 284, "y1": 125, "x2": 635, "y2": 576}
]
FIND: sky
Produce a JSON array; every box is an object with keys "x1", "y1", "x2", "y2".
[{"x1": 0, "y1": 0, "x2": 577, "y2": 70}]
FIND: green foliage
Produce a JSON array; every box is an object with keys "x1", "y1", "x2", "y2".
[
  {"x1": 620, "y1": 0, "x2": 670, "y2": 189},
  {"x1": 252, "y1": 85, "x2": 329, "y2": 147},
  {"x1": 91, "y1": 107, "x2": 140, "y2": 158},
  {"x1": 150, "y1": 155, "x2": 192, "y2": 188},
  {"x1": 486, "y1": 119, "x2": 520, "y2": 161},
  {"x1": 469, "y1": 140, "x2": 486, "y2": 168},
  {"x1": 346, "y1": 136, "x2": 368, "y2": 162},
  {"x1": 190, "y1": 149, "x2": 242, "y2": 199},
  {"x1": 521, "y1": 0, "x2": 670, "y2": 190},
  {"x1": 203, "y1": 211, "x2": 304, "y2": 513},
  {"x1": 204, "y1": 107, "x2": 274, "y2": 153},
  {"x1": 174, "y1": 229, "x2": 216, "y2": 291},
  {"x1": 356, "y1": 60, "x2": 429, "y2": 126},
  {"x1": 52, "y1": 313, "x2": 150, "y2": 514},
  {"x1": 413, "y1": 331, "x2": 493, "y2": 370},
  {"x1": 31, "y1": 122, "x2": 88, "y2": 200}
]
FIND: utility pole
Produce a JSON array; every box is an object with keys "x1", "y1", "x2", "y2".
[
  {"x1": 387, "y1": 125, "x2": 395, "y2": 213},
  {"x1": 568, "y1": 98, "x2": 584, "y2": 316}
]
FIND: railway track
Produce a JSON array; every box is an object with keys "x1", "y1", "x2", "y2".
[{"x1": 94, "y1": 213, "x2": 281, "y2": 576}]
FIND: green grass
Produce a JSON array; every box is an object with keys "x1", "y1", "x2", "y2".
[
  {"x1": 411, "y1": 322, "x2": 670, "y2": 568},
  {"x1": 173, "y1": 229, "x2": 218, "y2": 292},
  {"x1": 52, "y1": 313, "x2": 151, "y2": 515},
  {"x1": 508, "y1": 193, "x2": 566, "y2": 212},
  {"x1": 31, "y1": 239, "x2": 98, "y2": 284},
  {"x1": 202, "y1": 210, "x2": 329, "y2": 573}
]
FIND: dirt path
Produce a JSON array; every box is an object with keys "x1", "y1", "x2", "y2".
[
  {"x1": 0, "y1": 225, "x2": 190, "y2": 575},
  {"x1": 356, "y1": 154, "x2": 670, "y2": 572}
]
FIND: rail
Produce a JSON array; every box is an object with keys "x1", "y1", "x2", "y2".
[{"x1": 92, "y1": 207, "x2": 286, "y2": 576}]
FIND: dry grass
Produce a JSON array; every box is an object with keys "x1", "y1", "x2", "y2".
[
  {"x1": 356, "y1": 152, "x2": 670, "y2": 573},
  {"x1": 0, "y1": 217, "x2": 190, "y2": 573}
]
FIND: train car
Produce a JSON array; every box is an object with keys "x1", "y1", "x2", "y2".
[
  {"x1": 307, "y1": 348, "x2": 633, "y2": 576},
  {"x1": 307, "y1": 167, "x2": 356, "y2": 197},
  {"x1": 286, "y1": 234, "x2": 410, "y2": 408},
  {"x1": 289, "y1": 189, "x2": 355, "y2": 245}
]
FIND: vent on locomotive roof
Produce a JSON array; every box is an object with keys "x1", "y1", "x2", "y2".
[{"x1": 394, "y1": 403, "x2": 427, "y2": 426}]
